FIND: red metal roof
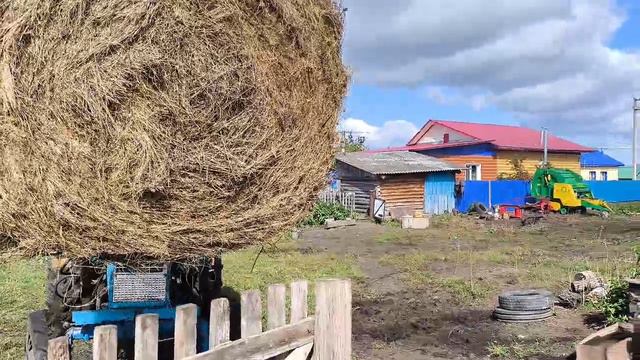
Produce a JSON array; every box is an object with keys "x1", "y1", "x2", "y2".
[
  {"x1": 407, "y1": 120, "x2": 592, "y2": 153},
  {"x1": 369, "y1": 140, "x2": 492, "y2": 153}
]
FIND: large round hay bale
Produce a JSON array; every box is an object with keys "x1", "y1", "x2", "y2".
[{"x1": 0, "y1": 0, "x2": 347, "y2": 260}]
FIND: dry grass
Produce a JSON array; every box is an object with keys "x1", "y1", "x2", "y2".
[{"x1": 0, "y1": 0, "x2": 347, "y2": 261}]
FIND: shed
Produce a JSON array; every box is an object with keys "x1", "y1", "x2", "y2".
[{"x1": 335, "y1": 151, "x2": 462, "y2": 216}]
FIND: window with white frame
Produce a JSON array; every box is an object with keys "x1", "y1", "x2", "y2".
[
  {"x1": 600, "y1": 171, "x2": 608, "y2": 181},
  {"x1": 589, "y1": 171, "x2": 596, "y2": 180},
  {"x1": 465, "y1": 164, "x2": 481, "y2": 181}
]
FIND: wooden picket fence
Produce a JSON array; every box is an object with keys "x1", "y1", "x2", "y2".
[
  {"x1": 47, "y1": 279, "x2": 351, "y2": 360},
  {"x1": 318, "y1": 190, "x2": 355, "y2": 213}
]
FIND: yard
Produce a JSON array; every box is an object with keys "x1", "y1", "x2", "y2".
[{"x1": 1, "y1": 212, "x2": 639, "y2": 359}]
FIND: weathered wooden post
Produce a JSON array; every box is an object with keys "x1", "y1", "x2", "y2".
[
  {"x1": 175, "y1": 304, "x2": 198, "y2": 359},
  {"x1": 47, "y1": 336, "x2": 70, "y2": 360},
  {"x1": 314, "y1": 279, "x2": 351, "y2": 360},
  {"x1": 135, "y1": 314, "x2": 159, "y2": 360},
  {"x1": 93, "y1": 325, "x2": 118, "y2": 360},
  {"x1": 209, "y1": 298, "x2": 230, "y2": 349}
]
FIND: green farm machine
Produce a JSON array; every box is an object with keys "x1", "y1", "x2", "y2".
[{"x1": 530, "y1": 168, "x2": 612, "y2": 216}]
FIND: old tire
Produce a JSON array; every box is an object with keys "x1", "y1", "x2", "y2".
[
  {"x1": 493, "y1": 308, "x2": 553, "y2": 323},
  {"x1": 26, "y1": 310, "x2": 48, "y2": 360},
  {"x1": 498, "y1": 290, "x2": 553, "y2": 311},
  {"x1": 493, "y1": 307, "x2": 551, "y2": 316}
]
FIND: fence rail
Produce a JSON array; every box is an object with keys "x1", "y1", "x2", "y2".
[
  {"x1": 318, "y1": 190, "x2": 355, "y2": 212},
  {"x1": 47, "y1": 279, "x2": 351, "y2": 360}
]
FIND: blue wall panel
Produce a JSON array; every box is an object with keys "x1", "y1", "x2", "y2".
[
  {"x1": 418, "y1": 143, "x2": 496, "y2": 157},
  {"x1": 585, "y1": 181, "x2": 640, "y2": 203},
  {"x1": 455, "y1": 180, "x2": 640, "y2": 212},
  {"x1": 455, "y1": 180, "x2": 531, "y2": 212},
  {"x1": 425, "y1": 172, "x2": 456, "y2": 214}
]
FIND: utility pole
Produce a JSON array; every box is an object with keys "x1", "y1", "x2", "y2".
[
  {"x1": 541, "y1": 128, "x2": 548, "y2": 167},
  {"x1": 634, "y1": 98, "x2": 640, "y2": 180}
]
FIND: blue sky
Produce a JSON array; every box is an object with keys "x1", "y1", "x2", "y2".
[{"x1": 341, "y1": 0, "x2": 640, "y2": 164}]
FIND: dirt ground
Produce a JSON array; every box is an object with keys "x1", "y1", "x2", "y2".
[{"x1": 301, "y1": 214, "x2": 640, "y2": 360}]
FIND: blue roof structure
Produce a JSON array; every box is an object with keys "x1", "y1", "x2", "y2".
[{"x1": 580, "y1": 151, "x2": 624, "y2": 168}]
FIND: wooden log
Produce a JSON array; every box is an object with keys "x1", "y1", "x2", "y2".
[
  {"x1": 313, "y1": 279, "x2": 351, "y2": 360},
  {"x1": 93, "y1": 325, "x2": 118, "y2": 360},
  {"x1": 268, "y1": 284, "x2": 286, "y2": 330},
  {"x1": 175, "y1": 304, "x2": 198, "y2": 359},
  {"x1": 135, "y1": 314, "x2": 159, "y2": 360},
  {"x1": 209, "y1": 298, "x2": 230, "y2": 349},
  {"x1": 47, "y1": 336, "x2": 70, "y2": 360},
  {"x1": 185, "y1": 317, "x2": 314, "y2": 360},
  {"x1": 290, "y1": 280, "x2": 308, "y2": 324},
  {"x1": 241, "y1": 290, "x2": 262, "y2": 338}
]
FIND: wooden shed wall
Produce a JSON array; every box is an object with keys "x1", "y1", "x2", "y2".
[{"x1": 379, "y1": 174, "x2": 424, "y2": 212}]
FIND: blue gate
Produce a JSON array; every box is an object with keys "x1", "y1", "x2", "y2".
[{"x1": 425, "y1": 172, "x2": 456, "y2": 214}]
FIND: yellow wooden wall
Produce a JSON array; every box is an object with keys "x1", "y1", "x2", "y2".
[
  {"x1": 497, "y1": 151, "x2": 581, "y2": 176},
  {"x1": 433, "y1": 156, "x2": 497, "y2": 181}
]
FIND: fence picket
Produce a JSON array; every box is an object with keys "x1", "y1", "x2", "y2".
[
  {"x1": 175, "y1": 304, "x2": 198, "y2": 359},
  {"x1": 290, "y1": 280, "x2": 308, "y2": 323},
  {"x1": 268, "y1": 284, "x2": 286, "y2": 329},
  {"x1": 47, "y1": 336, "x2": 70, "y2": 360},
  {"x1": 314, "y1": 279, "x2": 351, "y2": 360},
  {"x1": 241, "y1": 290, "x2": 262, "y2": 338},
  {"x1": 135, "y1": 314, "x2": 159, "y2": 360},
  {"x1": 93, "y1": 325, "x2": 118, "y2": 360},
  {"x1": 285, "y1": 343, "x2": 313, "y2": 360},
  {"x1": 209, "y1": 298, "x2": 230, "y2": 349}
]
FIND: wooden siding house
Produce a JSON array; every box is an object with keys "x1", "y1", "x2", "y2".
[
  {"x1": 380, "y1": 120, "x2": 591, "y2": 181},
  {"x1": 335, "y1": 151, "x2": 461, "y2": 216}
]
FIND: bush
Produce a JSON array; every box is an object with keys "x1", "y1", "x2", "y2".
[
  {"x1": 302, "y1": 202, "x2": 351, "y2": 226},
  {"x1": 589, "y1": 246, "x2": 640, "y2": 324}
]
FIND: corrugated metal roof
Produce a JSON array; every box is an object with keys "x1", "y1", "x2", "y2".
[
  {"x1": 407, "y1": 119, "x2": 592, "y2": 153},
  {"x1": 336, "y1": 151, "x2": 463, "y2": 175},
  {"x1": 580, "y1": 151, "x2": 624, "y2": 167}
]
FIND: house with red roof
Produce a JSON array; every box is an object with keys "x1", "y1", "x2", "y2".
[{"x1": 384, "y1": 120, "x2": 592, "y2": 181}]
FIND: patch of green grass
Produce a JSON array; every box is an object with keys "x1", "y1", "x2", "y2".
[
  {"x1": 380, "y1": 251, "x2": 492, "y2": 304},
  {"x1": 223, "y1": 240, "x2": 362, "y2": 293},
  {"x1": 0, "y1": 257, "x2": 47, "y2": 359},
  {"x1": 486, "y1": 340, "x2": 555, "y2": 359},
  {"x1": 611, "y1": 202, "x2": 640, "y2": 215},
  {"x1": 486, "y1": 342, "x2": 510, "y2": 358}
]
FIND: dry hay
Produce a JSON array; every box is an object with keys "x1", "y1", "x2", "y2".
[{"x1": 0, "y1": 0, "x2": 347, "y2": 260}]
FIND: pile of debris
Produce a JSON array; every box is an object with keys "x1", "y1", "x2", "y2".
[{"x1": 557, "y1": 271, "x2": 607, "y2": 308}]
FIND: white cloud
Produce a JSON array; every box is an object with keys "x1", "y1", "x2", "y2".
[
  {"x1": 342, "y1": 0, "x2": 640, "y2": 161},
  {"x1": 339, "y1": 118, "x2": 418, "y2": 149}
]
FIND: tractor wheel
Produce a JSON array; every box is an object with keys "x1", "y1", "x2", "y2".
[
  {"x1": 46, "y1": 261, "x2": 70, "y2": 338},
  {"x1": 559, "y1": 207, "x2": 568, "y2": 215},
  {"x1": 25, "y1": 310, "x2": 49, "y2": 360}
]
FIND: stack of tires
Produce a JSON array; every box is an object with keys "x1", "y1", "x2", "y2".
[{"x1": 494, "y1": 290, "x2": 554, "y2": 323}]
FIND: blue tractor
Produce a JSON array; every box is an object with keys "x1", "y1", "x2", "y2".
[{"x1": 26, "y1": 257, "x2": 223, "y2": 359}]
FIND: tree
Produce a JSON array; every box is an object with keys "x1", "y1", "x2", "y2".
[
  {"x1": 339, "y1": 131, "x2": 366, "y2": 153},
  {"x1": 497, "y1": 157, "x2": 531, "y2": 180}
]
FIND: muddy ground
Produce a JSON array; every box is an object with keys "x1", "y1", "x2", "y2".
[{"x1": 301, "y1": 214, "x2": 640, "y2": 360}]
